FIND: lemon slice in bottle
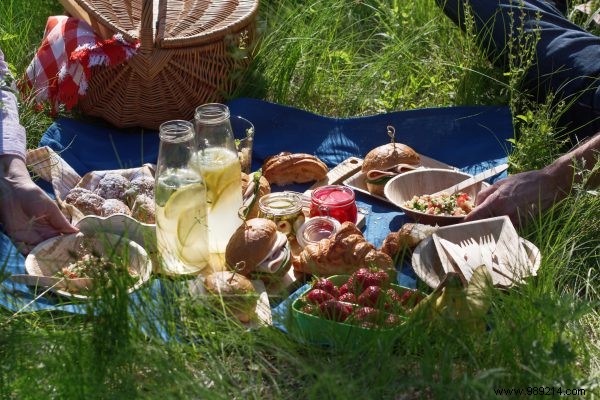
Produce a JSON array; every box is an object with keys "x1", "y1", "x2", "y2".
[{"x1": 164, "y1": 183, "x2": 206, "y2": 220}]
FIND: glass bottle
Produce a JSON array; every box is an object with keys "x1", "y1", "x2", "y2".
[
  {"x1": 191, "y1": 103, "x2": 243, "y2": 257},
  {"x1": 155, "y1": 120, "x2": 209, "y2": 275}
]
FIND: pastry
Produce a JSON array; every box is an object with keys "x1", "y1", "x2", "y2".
[
  {"x1": 380, "y1": 223, "x2": 439, "y2": 259},
  {"x1": 293, "y1": 221, "x2": 394, "y2": 276},
  {"x1": 95, "y1": 173, "x2": 130, "y2": 201},
  {"x1": 262, "y1": 152, "x2": 328, "y2": 185},
  {"x1": 131, "y1": 194, "x2": 156, "y2": 224},
  {"x1": 71, "y1": 192, "x2": 105, "y2": 216},
  {"x1": 125, "y1": 176, "x2": 155, "y2": 206},
  {"x1": 101, "y1": 199, "x2": 131, "y2": 217},
  {"x1": 65, "y1": 187, "x2": 94, "y2": 205}
]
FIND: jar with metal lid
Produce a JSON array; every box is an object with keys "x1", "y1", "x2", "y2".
[
  {"x1": 258, "y1": 192, "x2": 305, "y2": 239},
  {"x1": 296, "y1": 216, "x2": 341, "y2": 249}
]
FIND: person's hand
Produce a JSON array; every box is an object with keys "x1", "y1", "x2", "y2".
[
  {"x1": 0, "y1": 155, "x2": 77, "y2": 253},
  {"x1": 464, "y1": 167, "x2": 567, "y2": 227}
]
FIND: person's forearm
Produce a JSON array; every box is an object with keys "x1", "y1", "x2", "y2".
[
  {"x1": 0, "y1": 48, "x2": 27, "y2": 161},
  {"x1": 544, "y1": 132, "x2": 600, "y2": 194},
  {"x1": 0, "y1": 154, "x2": 29, "y2": 180}
]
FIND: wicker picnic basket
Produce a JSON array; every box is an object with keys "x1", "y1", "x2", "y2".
[{"x1": 60, "y1": 0, "x2": 259, "y2": 129}]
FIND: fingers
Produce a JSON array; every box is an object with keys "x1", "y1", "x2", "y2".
[
  {"x1": 44, "y1": 204, "x2": 78, "y2": 234},
  {"x1": 464, "y1": 187, "x2": 501, "y2": 222},
  {"x1": 474, "y1": 179, "x2": 507, "y2": 206}
]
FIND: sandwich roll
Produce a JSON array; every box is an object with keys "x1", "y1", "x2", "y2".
[
  {"x1": 241, "y1": 171, "x2": 271, "y2": 219},
  {"x1": 362, "y1": 143, "x2": 421, "y2": 197},
  {"x1": 225, "y1": 218, "x2": 292, "y2": 281},
  {"x1": 203, "y1": 271, "x2": 258, "y2": 323}
]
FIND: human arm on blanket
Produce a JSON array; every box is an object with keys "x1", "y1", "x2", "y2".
[
  {"x1": 0, "y1": 48, "x2": 77, "y2": 252},
  {"x1": 465, "y1": 132, "x2": 600, "y2": 226}
]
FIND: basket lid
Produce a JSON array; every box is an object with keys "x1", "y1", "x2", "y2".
[{"x1": 61, "y1": 0, "x2": 259, "y2": 48}]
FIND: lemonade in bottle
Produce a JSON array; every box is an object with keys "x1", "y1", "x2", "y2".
[
  {"x1": 155, "y1": 120, "x2": 209, "y2": 275},
  {"x1": 193, "y1": 104, "x2": 243, "y2": 255}
]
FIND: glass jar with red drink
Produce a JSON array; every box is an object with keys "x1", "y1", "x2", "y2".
[{"x1": 309, "y1": 185, "x2": 357, "y2": 224}]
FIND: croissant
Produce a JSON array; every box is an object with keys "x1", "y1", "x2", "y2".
[
  {"x1": 262, "y1": 152, "x2": 328, "y2": 185},
  {"x1": 293, "y1": 222, "x2": 394, "y2": 276}
]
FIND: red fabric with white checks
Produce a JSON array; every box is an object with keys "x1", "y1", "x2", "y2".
[{"x1": 22, "y1": 16, "x2": 139, "y2": 112}]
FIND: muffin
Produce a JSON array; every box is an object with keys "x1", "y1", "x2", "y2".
[
  {"x1": 72, "y1": 192, "x2": 105, "y2": 216},
  {"x1": 101, "y1": 199, "x2": 131, "y2": 217},
  {"x1": 131, "y1": 194, "x2": 155, "y2": 224},
  {"x1": 125, "y1": 176, "x2": 155, "y2": 206},
  {"x1": 95, "y1": 173, "x2": 130, "y2": 201}
]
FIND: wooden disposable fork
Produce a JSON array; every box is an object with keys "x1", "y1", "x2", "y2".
[{"x1": 478, "y1": 234, "x2": 517, "y2": 286}]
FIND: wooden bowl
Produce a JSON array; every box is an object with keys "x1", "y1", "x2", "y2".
[
  {"x1": 384, "y1": 168, "x2": 488, "y2": 226},
  {"x1": 24, "y1": 232, "x2": 153, "y2": 300}
]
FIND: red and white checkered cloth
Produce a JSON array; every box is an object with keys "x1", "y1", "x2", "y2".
[{"x1": 22, "y1": 16, "x2": 139, "y2": 113}]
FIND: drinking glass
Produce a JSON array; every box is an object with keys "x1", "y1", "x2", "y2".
[
  {"x1": 192, "y1": 103, "x2": 243, "y2": 255},
  {"x1": 155, "y1": 120, "x2": 209, "y2": 275},
  {"x1": 231, "y1": 115, "x2": 255, "y2": 174}
]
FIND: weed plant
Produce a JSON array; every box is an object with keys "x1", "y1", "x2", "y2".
[{"x1": 1, "y1": 0, "x2": 599, "y2": 399}]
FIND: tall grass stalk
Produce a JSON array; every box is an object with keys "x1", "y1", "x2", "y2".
[{"x1": 1, "y1": 0, "x2": 599, "y2": 398}]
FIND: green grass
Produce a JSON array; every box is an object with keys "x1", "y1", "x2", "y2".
[{"x1": 1, "y1": 0, "x2": 600, "y2": 399}]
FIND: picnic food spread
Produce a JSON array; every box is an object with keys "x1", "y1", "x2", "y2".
[{"x1": 14, "y1": 104, "x2": 539, "y2": 345}]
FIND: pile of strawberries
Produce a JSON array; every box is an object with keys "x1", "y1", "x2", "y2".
[{"x1": 299, "y1": 268, "x2": 424, "y2": 329}]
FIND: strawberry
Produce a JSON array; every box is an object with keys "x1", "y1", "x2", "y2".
[
  {"x1": 350, "y1": 306, "x2": 381, "y2": 323},
  {"x1": 357, "y1": 286, "x2": 383, "y2": 307},
  {"x1": 350, "y1": 267, "x2": 374, "y2": 292},
  {"x1": 400, "y1": 289, "x2": 424, "y2": 308},
  {"x1": 384, "y1": 313, "x2": 402, "y2": 327},
  {"x1": 312, "y1": 278, "x2": 338, "y2": 297},
  {"x1": 338, "y1": 292, "x2": 357, "y2": 304},
  {"x1": 319, "y1": 300, "x2": 353, "y2": 322},
  {"x1": 387, "y1": 288, "x2": 403, "y2": 304},
  {"x1": 306, "y1": 289, "x2": 334, "y2": 305},
  {"x1": 371, "y1": 269, "x2": 391, "y2": 287},
  {"x1": 338, "y1": 283, "x2": 349, "y2": 296}
]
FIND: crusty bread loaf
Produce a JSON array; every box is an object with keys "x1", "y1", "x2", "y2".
[{"x1": 262, "y1": 152, "x2": 328, "y2": 185}]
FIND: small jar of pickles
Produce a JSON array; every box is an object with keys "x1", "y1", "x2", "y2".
[{"x1": 258, "y1": 192, "x2": 305, "y2": 240}]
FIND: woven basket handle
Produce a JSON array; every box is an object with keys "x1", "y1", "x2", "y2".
[{"x1": 139, "y1": 0, "x2": 155, "y2": 53}]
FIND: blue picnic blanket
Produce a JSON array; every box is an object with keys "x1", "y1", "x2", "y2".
[{"x1": 0, "y1": 98, "x2": 513, "y2": 320}]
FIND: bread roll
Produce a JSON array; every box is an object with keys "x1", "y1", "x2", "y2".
[
  {"x1": 380, "y1": 223, "x2": 439, "y2": 259},
  {"x1": 362, "y1": 143, "x2": 420, "y2": 196},
  {"x1": 262, "y1": 152, "x2": 328, "y2": 185}
]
